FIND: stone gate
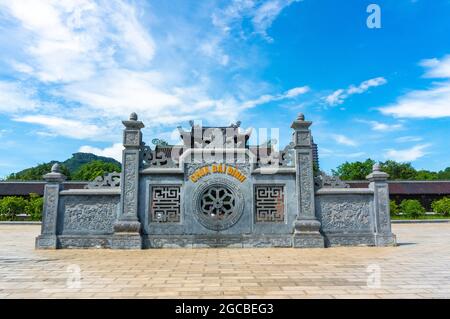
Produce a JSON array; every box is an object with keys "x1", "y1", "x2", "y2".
[{"x1": 36, "y1": 113, "x2": 396, "y2": 249}]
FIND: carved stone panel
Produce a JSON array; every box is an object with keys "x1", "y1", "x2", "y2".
[
  {"x1": 123, "y1": 130, "x2": 140, "y2": 146},
  {"x1": 376, "y1": 185, "x2": 391, "y2": 233},
  {"x1": 42, "y1": 184, "x2": 59, "y2": 235},
  {"x1": 255, "y1": 185, "x2": 285, "y2": 223},
  {"x1": 316, "y1": 196, "x2": 372, "y2": 232},
  {"x1": 123, "y1": 153, "x2": 138, "y2": 216},
  {"x1": 298, "y1": 153, "x2": 314, "y2": 217},
  {"x1": 62, "y1": 196, "x2": 119, "y2": 234},
  {"x1": 150, "y1": 185, "x2": 181, "y2": 223}
]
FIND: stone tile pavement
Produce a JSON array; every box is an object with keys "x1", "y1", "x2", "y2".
[{"x1": 0, "y1": 224, "x2": 449, "y2": 299}]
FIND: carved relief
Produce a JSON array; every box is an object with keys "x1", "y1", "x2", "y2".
[
  {"x1": 255, "y1": 185, "x2": 285, "y2": 222},
  {"x1": 123, "y1": 153, "x2": 137, "y2": 215},
  {"x1": 63, "y1": 196, "x2": 119, "y2": 233},
  {"x1": 377, "y1": 186, "x2": 390, "y2": 232},
  {"x1": 299, "y1": 153, "x2": 314, "y2": 217},
  {"x1": 150, "y1": 186, "x2": 181, "y2": 223},
  {"x1": 124, "y1": 131, "x2": 139, "y2": 145},
  {"x1": 296, "y1": 132, "x2": 310, "y2": 146},
  {"x1": 317, "y1": 197, "x2": 371, "y2": 231},
  {"x1": 42, "y1": 186, "x2": 58, "y2": 235}
]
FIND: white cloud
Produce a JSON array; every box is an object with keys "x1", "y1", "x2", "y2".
[
  {"x1": 325, "y1": 77, "x2": 387, "y2": 106},
  {"x1": 384, "y1": 144, "x2": 430, "y2": 162},
  {"x1": 395, "y1": 136, "x2": 423, "y2": 143},
  {"x1": 242, "y1": 86, "x2": 309, "y2": 109},
  {"x1": 420, "y1": 55, "x2": 450, "y2": 78},
  {"x1": 379, "y1": 82, "x2": 450, "y2": 118},
  {"x1": 379, "y1": 55, "x2": 450, "y2": 118},
  {"x1": 13, "y1": 115, "x2": 107, "y2": 140},
  {"x1": 331, "y1": 134, "x2": 357, "y2": 146},
  {"x1": 0, "y1": 81, "x2": 38, "y2": 113},
  {"x1": 0, "y1": 0, "x2": 155, "y2": 83},
  {"x1": 79, "y1": 143, "x2": 123, "y2": 162},
  {"x1": 1, "y1": 0, "x2": 307, "y2": 141},
  {"x1": 212, "y1": 0, "x2": 301, "y2": 41},
  {"x1": 357, "y1": 119, "x2": 403, "y2": 132}
]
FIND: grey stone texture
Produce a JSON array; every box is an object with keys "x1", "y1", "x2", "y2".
[{"x1": 36, "y1": 113, "x2": 396, "y2": 249}]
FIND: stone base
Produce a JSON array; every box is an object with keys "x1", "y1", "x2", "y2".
[
  {"x1": 375, "y1": 233, "x2": 397, "y2": 246},
  {"x1": 111, "y1": 233, "x2": 142, "y2": 249},
  {"x1": 58, "y1": 235, "x2": 112, "y2": 249},
  {"x1": 292, "y1": 232, "x2": 325, "y2": 248},
  {"x1": 143, "y1": 234, "x2": 293, "y2": 248},
  {"x1": 323, "y1": 232, "x2": 376, "y2": 247},
  {"x1": 35, "y1": 235, "x2": 57, "y2": 249}
]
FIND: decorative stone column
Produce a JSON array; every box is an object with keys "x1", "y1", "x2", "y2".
[
  {"x1": 366, "y1": 164, "x2": 397, "y2": 246},
  {"x1": 291, "y1": 113, "x2": 324, "y2": 248},
  {"x1": 35, "y1": 164, "x2": 66, "y2": 249},
  {"x1": 112, "y1": 112, "x2": 144, "y2": 249}
]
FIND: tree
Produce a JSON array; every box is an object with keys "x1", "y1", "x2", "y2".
[
  {"x1": 379, "y1": 160, "x2": 417, "y2": 180},
  {"x1": 72, "y1": 160, "x2": 121, "y2": 181},
  {"x1": 390, "y1": 200, "x2": 399, "y2": 216},
  {"x1": 431, "y1": 197, "x2": 450, "y2": 216},
  {"x1": 25, "y1": 193, "x2": 44, "y2": 221},
  {"x1": 6, "y1": 162, "x2": 71, "y2": 181},
  {"x1": 0, "y1": 196, "x2": 27, "y2": 221},
  {"x1": 400, "y1": 199, "x2": 425, "y2": 219},
  {"x1": 332, "y1": 159, "x2": 375, "y2": 180},
  {"x1": 415, "y1": 170, "x2": 439, "y2": 180},
  {"x1": 437, "y1": 167, "x2": 450, "y2": 180}
]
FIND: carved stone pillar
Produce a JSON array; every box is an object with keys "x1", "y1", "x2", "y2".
[
  {"x1": 112, "y1": 112, "x2": 144, "y2": 249},
  {"x1": 35, "y1": 164, "x2": 66, "y2": 249},
  {"x1": 291, "y1": 114, "x2": 324, "y2": 248},
  {"x1": 366, "y1": 164, "x2": 397, "y2": 246}
]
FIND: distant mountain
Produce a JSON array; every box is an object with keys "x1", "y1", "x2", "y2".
[
  {"x1": 62, "y1": 152, "x2": 120, "y2": 173},
  {"x1": 5, "y1": 153, "x2": 121, "y2": 181}
]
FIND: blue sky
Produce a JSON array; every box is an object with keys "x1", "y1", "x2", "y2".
[{"x1": 1, "y1": 0, "x2": 450, "y2": 177}]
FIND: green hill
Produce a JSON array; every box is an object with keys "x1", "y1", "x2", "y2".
[{"x1": 5, "y1": 153, "x2": 121, "y2": 181}]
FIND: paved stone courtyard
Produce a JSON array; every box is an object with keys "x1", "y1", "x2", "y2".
[{"x1": 0, "y1": 223, "x2": 449, "y2": 299}]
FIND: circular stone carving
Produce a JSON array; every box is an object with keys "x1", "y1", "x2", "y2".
[{"x1": 193, "y1": 177, "x2": 244, "y2": 231}]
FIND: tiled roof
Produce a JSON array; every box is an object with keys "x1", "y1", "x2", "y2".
[
  {"x1": 0, "y1": 182, "x2": 88, "y2": 196},
  {"x1": 347, "y1": 181, "x2": 450, "y2": 195}
]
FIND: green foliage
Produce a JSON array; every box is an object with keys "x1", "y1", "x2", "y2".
[
  {"x1": 379, "y1": 160, "x2": 417, "y2": 180},
  {"x1": 0, "y1": 194, "x2": 43, "y2": 221},
  {"x1": 6, "y1": 162, "x2": 71, "y2": 181},
  {"x1": 25, "y1": 193, "x2": 44, "y2": 221},
  {"x1": 437, "y1": 167, "x2": 450, "y2": 180},
  {"x1": 400, "y1": 199, "x2": 425, "y2": 219},
  {"x1": 390, "y1": 200, "x2": 399, "y2": 216},
  {"x1": 72, "y1": 160, "x2": 121, "y2": 181},
  {"x1": 332, "y1": 159, "x2": 375, "y2": 180},
  {"x1": 431, "y1": 197, "x2": 450, "y2": 216},
  {"x1": 0, "y1": 196, "x2": 27, "y2": 221},
  {"x1": 333, "y1": 159, "x2": 450, "y2": 181}
]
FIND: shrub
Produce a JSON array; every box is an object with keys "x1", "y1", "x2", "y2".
[
  {"x1": 0, "y1": 196, "x2": 27, "y2": 221},
  {"x1": 431, "y1": 197, "x2": 450, "y2": 216},
  {"x1": 390, "y1": 200, "x2": 399, "y2": 216},
  {"x1": 25, "y1": 193, "x2": 44, "y2": 221},
  {"x1": 400, "y1": 199, "x2": 425, "y2": 219}
]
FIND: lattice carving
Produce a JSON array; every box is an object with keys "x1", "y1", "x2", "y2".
[
  {"x1": 255, "y1": 185, "x2": 285, "y2": 222},
  {"x1": 150, "y1": 186, "x2": 181, "y2": 223}
]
